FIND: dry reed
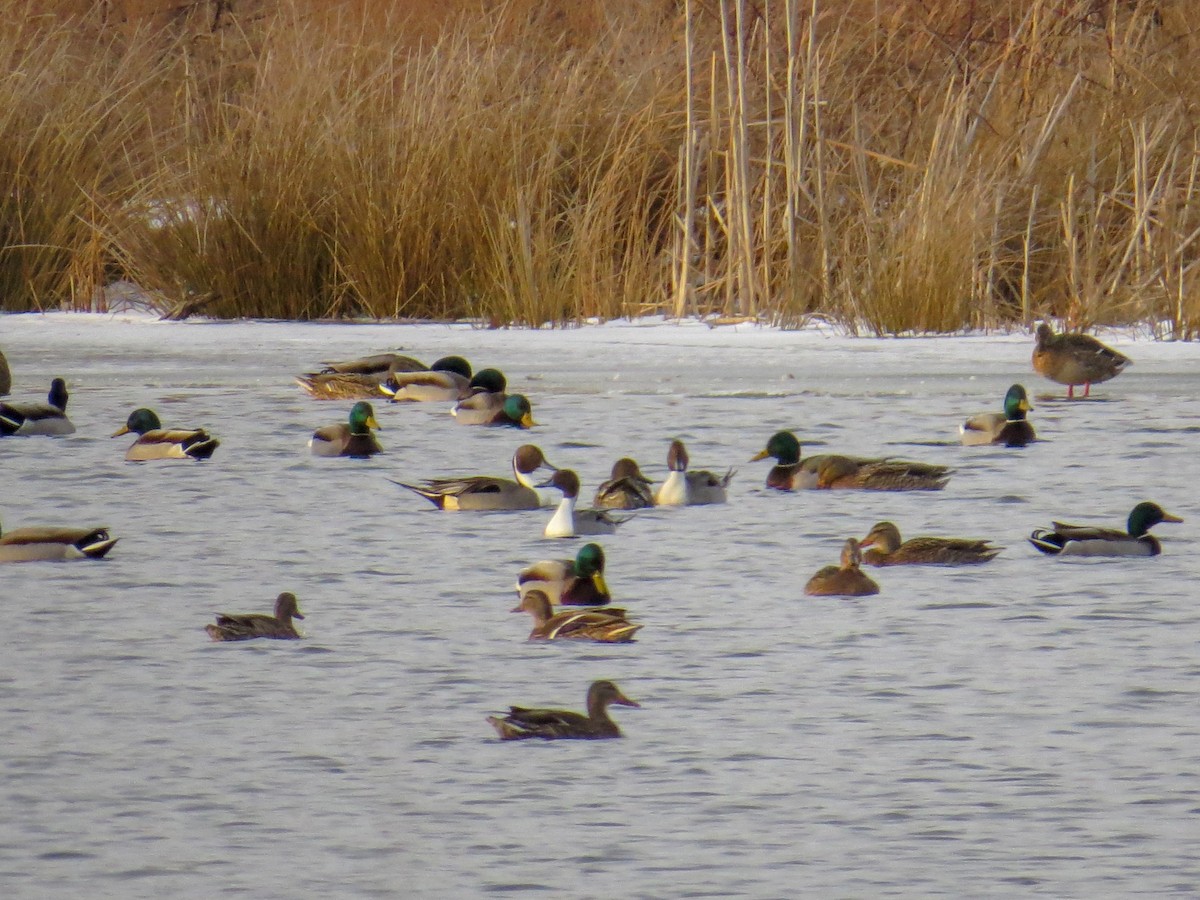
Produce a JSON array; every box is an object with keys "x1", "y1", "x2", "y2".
[{"x1": 3, "y1": 0, "x2": 1200, "y2": 336}]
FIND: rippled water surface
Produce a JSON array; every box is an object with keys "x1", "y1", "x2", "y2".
[{"x1": 2, "y1": 314, "x2": 1198, "y2": 898}]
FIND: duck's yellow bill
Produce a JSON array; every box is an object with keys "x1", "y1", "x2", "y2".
[
  {"x1": 521, "y1": 413, "x2": 536, "y2": 428},
  {"x1": 1162, "y1": 512, "x2": 1184, "y2": 523},
  {"x1": 368, "y1": 415, "x2": 381, "y2": 430},
  {"x1": 111, "y1": 425, "x2": 131, "y2": 437},
  {"x1": 749, "y1": 449, "x2": 770, "y2": 461},
  {"x1": 592, "y1": 573, "x2": 609, "y2": 596},
  {"x1": 1020, "y1": 398, "x2": 1033, "y2": 411}
]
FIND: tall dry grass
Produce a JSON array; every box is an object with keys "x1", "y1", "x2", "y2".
[
  {"x1": 4, "y1": 0, "x2": 1200, "y2": 335},
  {"x1": 0, "y1": 6, "x2": 167, "y2": 311}
]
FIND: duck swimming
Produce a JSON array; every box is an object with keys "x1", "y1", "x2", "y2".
[
  {"x1": 593, "y1": 458, "x2": 655, "y2": 510},
  {"x1": 309, "y1": 401, "x2": 382, "y2": 458},
  {"x1": 395, "y1": 444, "x2": 556, "y2": 510},
  {"x1": 449, "y1": 369, "x2": 509, "y2": 424},
  {"x1": 960, "y1": 384, "x2": 1035, "y2": 447},
  {"x1": 0, "y1": 378, "x2": 75, "y2": 436},
  {"x1": 1029, "y1": 502, "x2": 1182, "y2": 557},
  {"x1": 294, "y1": 352, "x2": 428, "y2": 400},
  {"x1": 859, "y1": 521, "x2": 1000, "y2": 565},
  {"x1": 804, "y1": 538, "x2": 880, "y2": 596},
  {"x1": 653, "y1": 439, "x2": 733, "y2": 506},
  {"x1": 0, "y1": 513, "x2": 118, "y2": 563},
  {"x1": 113, "y1": 408, "x2": 219, "y2": 460},
  {"x1": 541, "y1": 470, "x2": 629, "y2": 538},
  {"x1": 205, "y1": 592, "x2": 306, "y2": 641},
  {"x1": 517, "y1": 542, "x2": 611, "y2": 606},
  {"x1": 512, "y1": 590, "x2": 640, "y2": 642},
  {"x1": 752, "y1": 431, "x2": 949, "y2": 491},
  {"x1": 379, "y1": 356, "x2": 474, "y2": 403},
  {"x1": 487, "y1": 680, "x2": 640, "y2": 741}
]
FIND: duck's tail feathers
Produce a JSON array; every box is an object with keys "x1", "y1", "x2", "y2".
[
  {"x1": 186, "y1": 436, "x2": 220, "y2": 460},
  {"x1": 1028, "y1": 529, "x2": 1064, "y2": 555},
  {"x1": 388, "y1": 479, "x2": 447, "y2": 509}
]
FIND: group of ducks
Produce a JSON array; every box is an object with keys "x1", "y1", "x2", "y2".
[{"x1": 0, "y1": 321, "x2": 1180, "y2": 739}]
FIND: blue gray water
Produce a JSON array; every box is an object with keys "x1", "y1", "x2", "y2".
[{"x1": 1, "y1": 314, "x2": 1197, "y2": 898}]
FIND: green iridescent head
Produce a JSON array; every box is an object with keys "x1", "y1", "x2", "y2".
[
  {"x1": 431, "y1": 356, "x2": 472, "y2": 379},
  {"x1": 751, "y1": 430, "x2": 801, "y2": 465},
  {"x1": 348, "y1": 401, "x2": 380, "y2": 435},
  {"x1": 115, "y1": 407, "x2": 162, "y2": 436},
  {"x1": 469, "y1": 368, "x2": 507, "y2": 393},
  {"x1": 1003, "y1": 384, "x2": 1032, "y2": 421},
  {"x1": 1127, "y1": 502, "x2": 1182, "y2": 537},
  {"x1": 502, "y1": 394, "x2": 534, "y2": 428}
]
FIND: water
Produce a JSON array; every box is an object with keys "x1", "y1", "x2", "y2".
[{"x1": 1, "y1": 314, "x2": 1197, "y2": 897}]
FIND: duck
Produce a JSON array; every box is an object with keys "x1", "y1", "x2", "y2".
[
  {"x1": 464, "y1": 393, "x2": 535, "y2": 428},
  {"x1": 486, "y1": 680, "x2": 640, "y2": 741},
  {"x1": 113, "y1": 408, "x2": 219, "y2": 460},
  {"x1": 540, "y1": 470, "x2": 629, "y2": 538},
  {"x1": 512, "y1": 590, "x2": 640, "y2": 642},
  {"x1": 205, "y1": 592, "x2": 305, "y2": 641},
  {"x1": 858, "y1": 521, "x2": 1000, "y2": 566},
  {"x1": 1032, "y1": 321, "x2": 1131, "y2": 399},
  {"x1": 960, "y1": 384, "x2": 1035, "y2": 447},
  {"x1": 309, "y1": 401, "x2": 383, "y2": 458},
  {"x1": 0, "y1": 378, "x2": 75, "y2": 436},
  {"x1": 517, "y1": 542, "x2": 611, "y2": 606},
  {"x1": 751, "y1": 431, "x2": 950, "y2": 491},
  {"x1": 450, "y1": 369, "x2": 509, "y2": 425},
  {"x1": 804, "y1": 538, "x2": 880, "y2": 597},
  {"x1": 393, "y1": 444, "x2": 557, "y2": 510},
  {"x1": 593, "y1": 457, "x2": 655, "y2": 510},
  {"x1": 1029, "y1": 501, "x2": 1183, "y2": 557},
  {"x1": 294, "y1": 352, "x2": 428, "y2": 400},
  {"x1": 653, "y1": 439, "x2": 733, "y2": 506},
  {"x1": 379, "y1": 355, "x2": 474, "y2": 403},
  {"x1": 318, "y1": 352, "x2": 426, "y2": 375},
  {"x1": 0, "y1": 514, "x2": 118, "y2": 563},
  {"x1": 0, "y1": 348, "x2": 10, "y2": 395}
]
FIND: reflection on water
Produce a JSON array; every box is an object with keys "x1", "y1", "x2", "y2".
[{"x1": 1, "y1": 315, "x2": 1198, "y2": 896}]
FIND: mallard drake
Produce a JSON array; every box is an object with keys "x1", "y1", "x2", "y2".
[
  {"x1": 859, "y1": 521, "x2": 1000, "y2": 566},
  {"x1": 593, "y1": 458, "x2": 654, "y2": 510},
  {"x1": 394, "y1": 444, "x2": 556, "y2": 510},
  {"x1": 517, "y1": 541, "x2": 611, "y2": 606},
  {"x1": 450, "y1": 369, "x2": 509, "y2": 425},
  {"x1": 113, "y1": 408, "x2": 219, "y2": 460},
  {"x1": 294, "y1": 353, "x2": 428, "y2": 400},
  {"x1": 379, "y1": 355, "x2": 473, "y2": 403},
  {"x1": 960, "y1": 384, "x2": 1035, "y2": 447},
  {"x1": 0, "y1": 348, "x2": 10, "y2": 395},
  {"x1": 463, "y1": 393, "x2": 535, "y2": 428},
  {"x1": 1032, "y1": 322, "x2": 1131, "y2": 399},
  {"x1": 751, "y1": 431, "x2": 949, "y2": 491},
  {"x1": 512, "y1": 590, "x2": 640, "y2": 642},
  {"x1": 309, "y1": 401, "x2": 382, "y2": 458},
  {"x1": 486, "y1": 680, "x2": 640, "y2": 741},
  {"x1": 654, "y1": 439, "x2": 733, "y2": 506},
  {"x1": 1029, "y1": 502, "x2": 1182, "y2": 557},
  {"x1": 540, "y1": 470, "x2": 629, "y2": 538},
  {"x1": 205, "y1": 592, "x2": 305, "y2": 641},
  {"x1": 804, "y1": 538, "x2": 880, "y2": 596},
  {"x1": 0, "y1": 378, "x2": 75, "y2": 436},
  {"x1": 0, "y1": 515, "x2": 117, "y2": 563}
]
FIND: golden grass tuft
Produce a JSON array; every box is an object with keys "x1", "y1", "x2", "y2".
[{"x1": 4, "y1": 0, "x2": 1200, "y2": 335}]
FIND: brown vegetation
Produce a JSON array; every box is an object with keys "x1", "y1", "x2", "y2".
[{"x1": 3, "y1": 0, "x2": 1200, "y2": 335}]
